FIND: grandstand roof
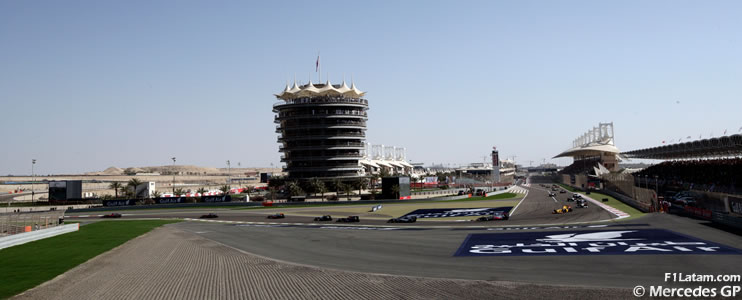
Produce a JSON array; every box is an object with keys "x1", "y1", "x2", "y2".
[
  {"x1": 275, "y1": 80, "x2": 365, "y2": 100},
  {"x1": 622, "y1": 134, "x2": 742, "y2": 160},
  {"x1": 553, "y1": 140, "x2": 621, "y2": 158}
]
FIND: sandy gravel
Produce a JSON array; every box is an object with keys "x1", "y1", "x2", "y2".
[{"x1": 15, "y1": 225, "x2": 630, "y2": 300}]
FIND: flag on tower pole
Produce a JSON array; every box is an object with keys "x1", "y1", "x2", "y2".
[{"x1": 316, "y1": 54, "x2": 320, "y2": 72}]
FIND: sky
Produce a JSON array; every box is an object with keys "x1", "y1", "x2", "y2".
[{"x1": 1, "y1": 0, "x2": 741, "y2": 175}]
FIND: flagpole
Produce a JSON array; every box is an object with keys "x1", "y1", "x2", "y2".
[{"x1": 318, "y1": 52, "x2": 321, "y2": 83}]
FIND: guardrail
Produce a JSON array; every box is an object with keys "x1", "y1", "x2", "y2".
[
  {"x1": 599, "y1": 189, "x2": 652, "y2": 213},
  {"x1": 0, "y1": 223, "x2": 79, "y2": 250},
  {"x1": 67, "y1": 190, "x2": 519, "y2": 213},
  {"x1": 1, "y1": 210, "x2": 66, "y2": 235},
  {"x1": 712, "y1": 212, "x2": 742, "y2": 230}
]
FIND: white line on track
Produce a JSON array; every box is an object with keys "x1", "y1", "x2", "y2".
[
  {"x1": 551, "y1": 196, "x2": 558, "y2": 203},
  {"x1": 508, "y1": 188, "x2": 528, "y2": 217}
]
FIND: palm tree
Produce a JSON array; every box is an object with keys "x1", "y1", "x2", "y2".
[
  {"x1": 286, "y1": 181, "x2": 304, "y2": 198},
  {"x1": 196, "y1": 187, "x2": 207, "y2": 197},
  {"x1": 219, "y1": 185, "x2": 230, "y2": 195},
  {"x1": 355, "y1": 178, "x2": 369, "y2": 197},
  {"x1": 173, "y1": 188, "x2": 186, "y2": 197},
  {"x1": 370, "y1": 173, "x2": 381, "y2": 194},
  {"x1": 342, "y1": 183, "x2": 354, "y2": 200},
  {"x1": 391, "y1": 184, "x2": 400, "y2": 200},
  {"x1": 109, "y1": 182, "x2": 122, "y2": 198},
  {"x1": 315, "y1": 180, "x2": 327, "y2": 201},
  {"x1": 151, "y1": 190, "x2": 162, "y2": 199},
  {"x1": 127, "y1": 178, "x2": 143, "y2": 198},
  {"x1": 333, "y1": 178, "x2": 342, "y2": 196},
  {"x1": 308, "y1": 178, "x2": 322, "y2": 197},
  {"x1": 268, "y1": 186, "x2": 277, "y2": 201}
]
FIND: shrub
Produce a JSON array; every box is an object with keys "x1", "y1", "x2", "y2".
[{"x1": 327, "y1": 195, "x2": 338, "y2": 201}]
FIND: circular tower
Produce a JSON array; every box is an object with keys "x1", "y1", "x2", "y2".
[{"x1": 273, "y1": 79, "x2": 369, "y2": 180}]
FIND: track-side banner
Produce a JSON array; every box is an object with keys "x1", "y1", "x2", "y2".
[
  {"x1": 402, "y1": 207, "x2": 512, "y2": 219},
  {"x1": 454, "y1": 229, "x2": 742, "y2": 256}
]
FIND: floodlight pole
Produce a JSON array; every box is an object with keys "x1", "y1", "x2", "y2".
[
  {"x1": 654, "y1": 175, "x2": 659, "y2": 212},
  {"x1": 226, "y1": 160, "x2": 231, "y2": 188},
  {"x1": 171, "y1": 157, "x2": 176, "y2": 194},
  {"x1": 31, "y1": 159, "x2": 36, "y2": 203}
]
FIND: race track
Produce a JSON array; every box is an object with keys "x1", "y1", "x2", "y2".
[{"x1": 59, "y1": 184, "x2": 742, "y2": 297}]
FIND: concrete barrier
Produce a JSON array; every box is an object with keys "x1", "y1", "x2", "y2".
[{"x1": 0, "y1": 223, "x2": 79, "y2": 250}]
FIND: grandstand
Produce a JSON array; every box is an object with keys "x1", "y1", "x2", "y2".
[
  {"x1": 554, "y1": 123, "x2": 620, "y2": 184},
  {"x1": 623, "y1": 134, "x2": 742, "y2": 159},
  {"x1": 552, "y1": 123, "x2": 742, "y2": 228},
  {"x1": 623, "y1": 134, "x2": 742, "y2": 196}
]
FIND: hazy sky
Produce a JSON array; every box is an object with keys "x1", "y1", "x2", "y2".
[{"x1": 2, "y1": 0, "x2": 741, "y2": 175}]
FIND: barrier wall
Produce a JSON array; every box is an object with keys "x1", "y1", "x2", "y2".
[
  {"x1": 0, "y1": 223, "x2": 79, "y2": 250},
  {"x1": 68, "y1": 187, "x2": 515, "y2": 213}
]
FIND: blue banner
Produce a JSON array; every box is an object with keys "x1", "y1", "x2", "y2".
[
  {"x1": 402, "y1": 207, "x2": 512, "y2": 219},
  {"x1": 454, "y1": 229, "x2": 742, "y2": 256}
]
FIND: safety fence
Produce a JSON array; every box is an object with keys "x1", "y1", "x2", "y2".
[{"x1": 0, "y1": 210, "x2": 66, "y2": 237}]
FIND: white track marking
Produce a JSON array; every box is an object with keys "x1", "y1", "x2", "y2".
[{"x1": 508, "y1": 189, "x2": 529, "y2": 217}]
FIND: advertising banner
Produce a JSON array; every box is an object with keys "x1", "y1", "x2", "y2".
[
  {"x1": 402, "y1": 207, "x2": 512, "y2": 219},
  {"x1": 455, "y1": 229, "x2": 742, "y2": 256}
]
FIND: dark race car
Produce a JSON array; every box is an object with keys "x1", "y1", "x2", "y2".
[
  {"x1": 476, "y1": 211, "x2": 509, "y2": 221},
  {"x1": 336, "y1": 216, "x2": 360, "y2": 223},
  {"x1": 559, "y1": 190, "x2": 566, "y2": 194},
  {"x1": 314, "y1": 215, "x2": 332, "y2": 221},
  {"x1": 548, "y1": 192, "x2": 556, "y2": 197},
  {"x1": 387, "y1": 216, "x2": 417, "y2": 223},
  {"x1": 101, "y1": 213, "x2": 122, "y2": 218},
  {"x1": 566, "y1": 196, "x2": 576, "y2": 202},
  {"x1": 267, "y1": 213, "x2": 285, "y2": 219},
  {"x1": 576, "y1": 199, "x2": 588, "y2": 208},
  {"x1": 200, "y1": 213, "x2": 218, "y2": 219}
]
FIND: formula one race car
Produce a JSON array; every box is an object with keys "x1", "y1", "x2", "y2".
[
  {"x1": 559, "y1": 190, "x2": 566, "y2": 194},
  {"x1": 267, "y1": 213, "x2": 285, "y2": 219},
  {"x1": 336, "y1": 216, "x2": 360, "y2": 223},
  {"x1": 101, "y1": 213, "x2": 122, "y2": 218},
  {"x1": 552, "y1": 205, "x2": 573, "y2": 214},
  {"x1": 548, "y1": 192, "x2": 556, "y2": 197},
  {"x1": 566, "y1": 196, "x2": 575, "y2": 202},
  {"x1": 576, "y1": 199, "x2": 588, "y2": 208},
  {"x1": 476, "y1": 211, "x2": 509, "y2": 221},
  {"x1": 200, "y1": 213, "x2": 218, "y2": 219},
  {"x1": 313, "y1": 215, "x2": 332, "y2": 221},
  {"x1": 387, "y1": 216, "x2": 417, "y2": 223}
]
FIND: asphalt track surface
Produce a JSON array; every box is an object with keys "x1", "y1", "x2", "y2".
[
  {"x1": 62, "y1": 184, "x2": 742, "y2": 294},
  {"x1": 17, "y1": 224, "x2": 629, "y2": 300}
]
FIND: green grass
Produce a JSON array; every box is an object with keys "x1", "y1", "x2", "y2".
[
  {"x1": 583, "y1": 191, "x2": 646, "y2": 220},
  {"x1": 0, "y1": 220, "x2": 179, "y2": 299},
  {"x1": 557, "y1": 183, "x2": 645, "y2": 220},
  {"x1": 556, "y1": 183, "x2": 581, "y2": 193}
]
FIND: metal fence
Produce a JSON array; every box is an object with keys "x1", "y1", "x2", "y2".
[{"x1": 0, "y1": 210, "x2": 66, "y2": 237}]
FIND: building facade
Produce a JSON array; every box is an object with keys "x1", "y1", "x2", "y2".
[{"x1": 273, "y1": 80, "x2": 369, "y2": 180}]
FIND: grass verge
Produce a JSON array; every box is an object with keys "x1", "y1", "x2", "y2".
[
  {"x1": 0, "y1": 220, "x2": 179, "y2": 299},
  {"x1": 557, "y1": 183, "x2": 645, "y2": 220}
]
